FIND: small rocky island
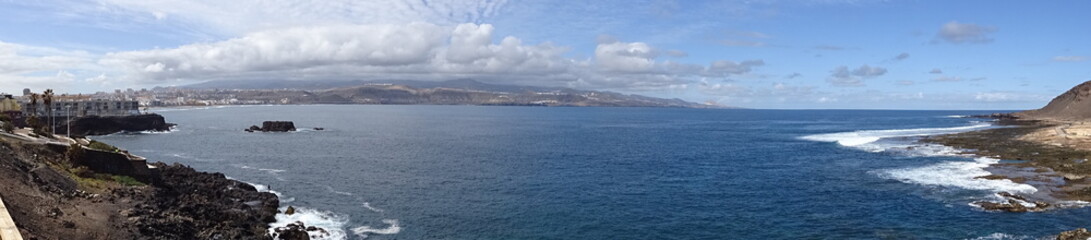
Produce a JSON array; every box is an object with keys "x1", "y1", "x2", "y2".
[{"x1": 245, "y1": 121, "x2": 296, "y2": 132}]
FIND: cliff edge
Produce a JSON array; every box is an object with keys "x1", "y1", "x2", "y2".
[
  {"x1": 1015, "y1": 80, "x2": 1091, "y2": 121},
  {"x1": 0, "y1": 137, "x2": 278, "y2": 239}
]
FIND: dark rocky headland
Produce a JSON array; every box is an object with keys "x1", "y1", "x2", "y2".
[
  {"x1": 62, "y1": 113, "x2": 176, "y2": 136},
  {"x1": 0, "y1": 129, "x2": 282, "y2": 239}
]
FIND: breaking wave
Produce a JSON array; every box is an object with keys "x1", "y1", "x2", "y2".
[
  {"x1": 880, "y1": 157, "x2": 1037, "y2": 194},
  {"x1": 799, "y1": 123, "x2": 991, "y2": 147},
  {"x1": 352, "y1": 219, "x2": 402, "y2": 238}
]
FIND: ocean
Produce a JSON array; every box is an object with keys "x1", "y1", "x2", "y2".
[{"x1": 94, "y1": 105, "x2": 1091, "y2": 239}]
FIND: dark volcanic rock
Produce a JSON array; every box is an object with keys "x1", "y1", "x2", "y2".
[
  {"x1": 976, "y1": 200, "x2": 1029, "y2": 212},
  {"x1": 263, "y1": 121, "x2": 296, "y2": 132},
  {"x1": 247, "y1": 121, "x2": 296, "y2": 132},
  {"x1": 130, "y1": 162, "x2": 280, "y2": 240},
  {"x1": 65, "y1": 113, "x2": 174, "y2": 136},
  {"x1": 272, "y1": 221, "x2": 329, "y2": 240},
  {"x1": 1057, "y1": 228, "x2": 1091, "y2": 240}
]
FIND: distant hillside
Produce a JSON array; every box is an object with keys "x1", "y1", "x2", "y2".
[
  {"x1": 182, "y1": 80, "x2": 722, "y2": 108},
  {"x1": 1016, "y1": 80, "x2": 1091, "y2": 120}
]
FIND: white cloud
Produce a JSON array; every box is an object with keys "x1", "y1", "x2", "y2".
[
  {"x1": 97, "y1": 23, "x2": 758, "y2": 91},
  {"x1": 935, "y1": 21, "x2": 995, "y2": 44},
  {"x1": 893, "y1": 53, "x2": 910, "y2": 61},
  {"x1": 69, "y1": 0, "x2": 511, "y2": 35},
  {"x1": 827, "y1": 64, "x2": 886, "y2": 87},
  {"x1": 1052, "y1": 56, "x2": 1087, "y2": 62},
  {"x1": 0, "y1": 41, "x2": 101, "y2": 93},
  {"x1": 595, "y1": 41, "x2": 658, "y2": 73},
  {"x1": 706, "y1": 60, "x2": 764, "y2": 76}
]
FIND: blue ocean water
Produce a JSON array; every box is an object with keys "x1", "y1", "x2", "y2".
[{"x1": 95, "y1": 105, "x2": 1091, "y2": 239}]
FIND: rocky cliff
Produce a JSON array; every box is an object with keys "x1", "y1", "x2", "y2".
[
  {"x1": 0, "y1": 138, "x2": 279, "y2": 239},
  {"x1": 1015, "y1": 80, "x2": 1091, "y2": 120},
  {"x1": 64, "y1": 113, "x2": 174, "y2": 136}
]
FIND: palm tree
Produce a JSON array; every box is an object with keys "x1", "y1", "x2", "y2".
[
  {"x1": 29, "y1": 93, "x2": 38, "y2": 117},
  {"x1": 43, "y1": 89, "x2": 53, "y2": 134}
]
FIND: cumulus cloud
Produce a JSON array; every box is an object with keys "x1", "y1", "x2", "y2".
[
  {"x1": 97, "y1": 23, "x2": 760, "y2": 91},
  {"x1": 595, "y1": 41, "x2": 659, "y2": 73},
  {"x1": 934, "y1": 21, "x2": 996, "y2": 44},
  {"x1": 827, "y1": 65, "x2": 886, "y2": 87},
  {"x1": 1053, "y1": 56, "x2": 1087, "y2": 62},
  {"x1": 0, "y1": 41, "x2": 101, "y2": 93},
  {"x1": 929, "y1": 68, "x2": 943, "y2": 74},
  {"x1": 893, "y1": 53, "x2": 910, "y2": 61}
]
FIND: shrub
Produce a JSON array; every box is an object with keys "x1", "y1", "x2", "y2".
[
  {"x1": 66, "y1": 143, "x2": 85, "y2": 163},
  {"x1": 25, "y1": 115, "x2": 39, "y2": 128},
  {"x1": 87, "y1": 140, "x2": 119, "y2": 152},
  {"x1": 111, "y1": 175, "x2": 145, "y2": 186},
  {"x1": 1, "y1": 121, "x2": 13, "y2": 133}
]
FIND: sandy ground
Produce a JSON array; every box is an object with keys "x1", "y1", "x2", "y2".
[{"x1": 1019, "y1": 121, "x2": 1091, "y2": 150}]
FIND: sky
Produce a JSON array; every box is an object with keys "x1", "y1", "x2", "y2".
[{"x1": 0, "y1": 0, "x2": 1088, "y2": 109}]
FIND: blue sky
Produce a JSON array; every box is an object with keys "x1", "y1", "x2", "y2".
[{"x1": 0, "y1": 0, "x2": 1088, "y2": 109}]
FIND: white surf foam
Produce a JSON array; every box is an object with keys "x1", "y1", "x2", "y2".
[
  {"x1": 352, "y1": 219, "x2": 402, "y2": 238},
  {"x1": 324, "y1": 185, "x2": 353, "y2": 196},
  {"x1": 240, "y1": 165, "x2": 288, "y2": 174},
  {"x1": 881, "y1": 157, "x2": 1037, "y2": 194},
  {"x1": 800, "y1": 123, "x2": 991, "y2": 147},
  {"x1": 966, "y1": 233, "x2": 1032, "y2": 240},
  {"x1": 270, "y1": 206, "x2": 349, "y2": 240},
  {"x1": 362, "y1": 202, "x2": 384, "y2": 213}
]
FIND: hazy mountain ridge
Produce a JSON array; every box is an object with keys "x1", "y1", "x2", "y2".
[{"x1": 182, "y1": 79, "x2": 720, "y2": 108}]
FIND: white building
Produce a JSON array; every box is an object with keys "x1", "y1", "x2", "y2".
[{"x1": 21, "y1": 99, "x2": 141, "y2": 118}]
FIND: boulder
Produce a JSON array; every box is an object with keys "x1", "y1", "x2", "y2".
[
  {"x1": 1057, "y1": 228, "x2": 1091, "y2": 240},
  {"x1": 272, "y1": 221, "x2": 329, "y2": 240}
]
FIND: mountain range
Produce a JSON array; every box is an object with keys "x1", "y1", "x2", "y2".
[{"x1": 182, "y1": 79, "x2": 720, "y2": 108}]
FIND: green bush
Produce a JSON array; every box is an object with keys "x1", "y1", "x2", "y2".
[
  {"x1": 87, "y1": 140, "x2": 119, "y2": 152},
  {"x1": 110, "y1": 175, "x2": 145, "y2": 186},
  {"x1": 1, "y1": 121, "x2": 13, "y2": 133},
  {"x1": 66, "y1": 143, "x2": 85, "y2": 163}
]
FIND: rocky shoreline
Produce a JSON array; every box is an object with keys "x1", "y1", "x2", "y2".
[
  {"x1": 923, "y1": 116, "x2": 1091, "y2": 239},
  {"x1": 0, "y1": 133, "x2": 286, "y2": 239}
]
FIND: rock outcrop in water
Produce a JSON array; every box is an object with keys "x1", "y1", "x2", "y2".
[
  {"x1": 245, "y1": 121, "x2": 296, "y2": 132},
  {"x1": 65, "y1": 113, "x2": 174, "y2": 136},
  {"x1": 1015, "y1": 80, "x2": 1091, "y2": 120},
  {"x1": 271, "y1": 221, "x2": 330, "y2": 240},
  {"x1": 1057, "y1": 228, "x2": 1091, "y2": 240}
]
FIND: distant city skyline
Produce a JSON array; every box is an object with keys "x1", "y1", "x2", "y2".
[{"x1": 0, "y1": 0, "x2": 1088, "y2": 109}]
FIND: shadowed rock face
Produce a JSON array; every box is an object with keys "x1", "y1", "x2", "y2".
[
  {"x1": 246, "y1": 121, "x2": 296, "y2": 132},
  {"x1": 262, "y1": 121, "x2": 296, "y2": 132},
  {"x1": 65, "y1": 114, "x2": 174, "y2": 136},
  {"x1": 1016, "y1": 80, "x2": 1091, "y2": 121}
]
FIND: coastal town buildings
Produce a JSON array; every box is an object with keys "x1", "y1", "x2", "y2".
[
  {"x1": 0, "y1": 94, "x2": 21, "y2": 119},
  {"x1": 21, "y1": 99, "x2": 141, "y2": 118}
]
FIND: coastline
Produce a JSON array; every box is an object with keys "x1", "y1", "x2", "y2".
[{"x1": 923, "y1": 117, "x2": 1091, "y2": 209}]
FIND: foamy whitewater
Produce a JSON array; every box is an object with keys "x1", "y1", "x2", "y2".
[{"x1": 800, "y1": 123, "x2": 1040, "y2": 199}]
